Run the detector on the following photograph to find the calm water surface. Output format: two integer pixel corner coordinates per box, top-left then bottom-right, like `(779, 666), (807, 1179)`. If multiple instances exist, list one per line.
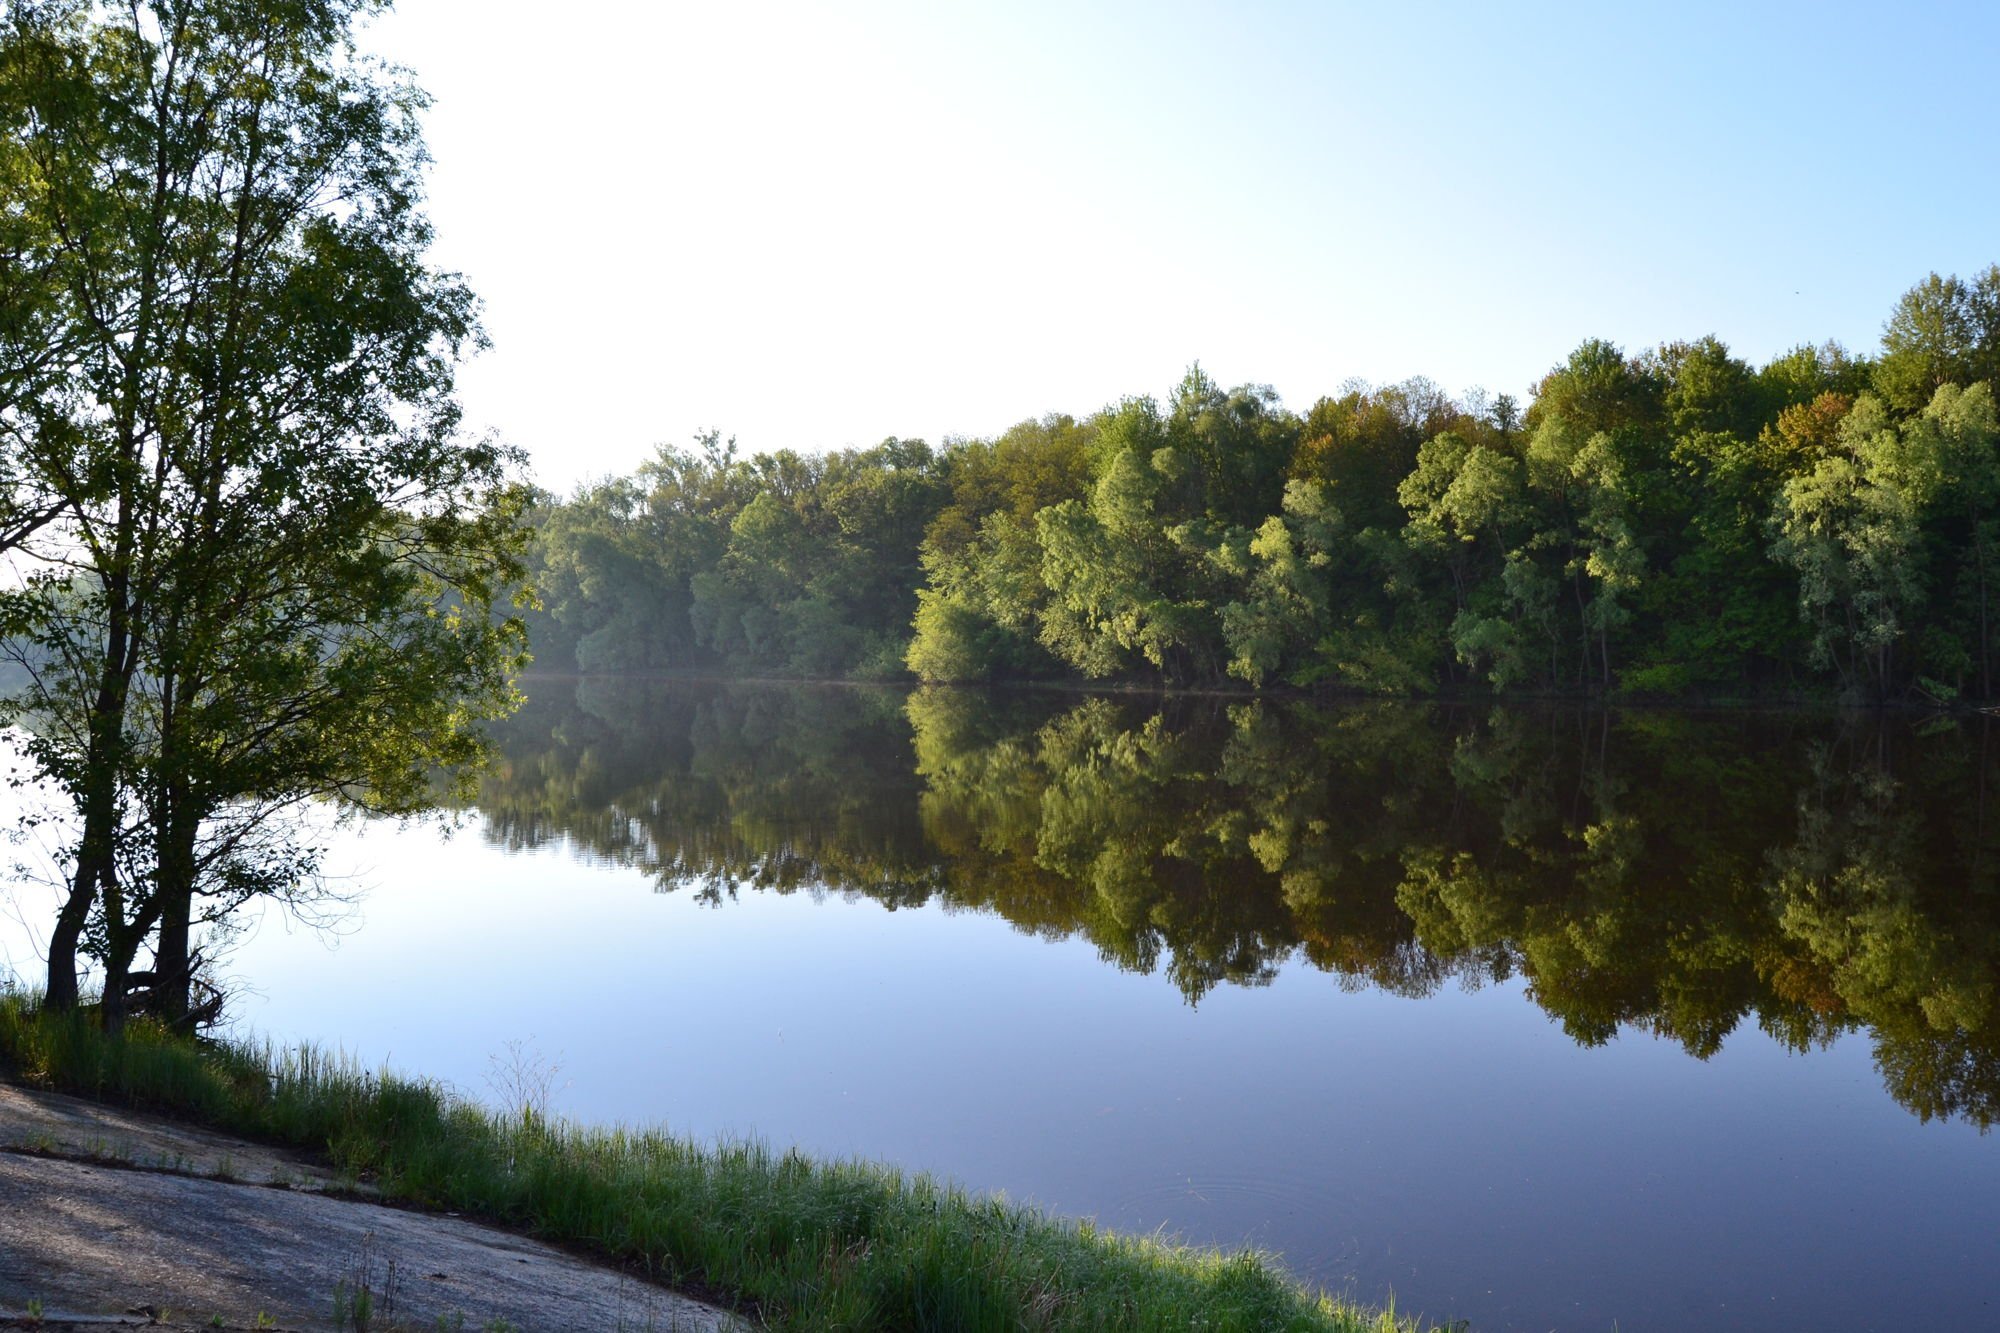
(107, 681), (2000, 1329)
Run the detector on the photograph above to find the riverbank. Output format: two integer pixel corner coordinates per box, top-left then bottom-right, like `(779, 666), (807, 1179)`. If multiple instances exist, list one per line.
(0, 997), (1443, 1333)
(0, 1079), (735, 1331)
(523, 665), (1994, 719)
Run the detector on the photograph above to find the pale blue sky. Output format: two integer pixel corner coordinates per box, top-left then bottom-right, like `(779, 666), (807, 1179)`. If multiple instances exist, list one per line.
(366, 1), (2000, 489)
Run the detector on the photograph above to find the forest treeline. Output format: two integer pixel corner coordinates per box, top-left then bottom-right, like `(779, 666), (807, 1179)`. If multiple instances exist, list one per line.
(524, 266), (2000, 701)
(478, 678), (2000, 1130)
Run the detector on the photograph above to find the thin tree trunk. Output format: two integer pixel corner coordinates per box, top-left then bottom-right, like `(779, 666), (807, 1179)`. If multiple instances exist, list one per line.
(101, 960), (128, 1034)
(154, 884), (193, 1026)
(42, 873), (96, 1012)
(151, 769), (199, 1026)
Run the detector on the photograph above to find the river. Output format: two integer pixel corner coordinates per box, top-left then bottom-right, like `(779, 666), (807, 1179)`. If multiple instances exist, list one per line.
(8, 677), (1997, 1331)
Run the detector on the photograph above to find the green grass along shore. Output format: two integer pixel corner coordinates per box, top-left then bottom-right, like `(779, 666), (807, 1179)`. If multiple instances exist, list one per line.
(0, 996), (1449, 1333)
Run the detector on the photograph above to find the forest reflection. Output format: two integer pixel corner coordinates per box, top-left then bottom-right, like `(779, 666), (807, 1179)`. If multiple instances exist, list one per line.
(476, 678), (2000, 1130)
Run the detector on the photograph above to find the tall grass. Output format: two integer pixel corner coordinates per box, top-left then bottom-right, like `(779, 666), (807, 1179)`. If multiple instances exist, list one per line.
(0, 993), (1447, 1332)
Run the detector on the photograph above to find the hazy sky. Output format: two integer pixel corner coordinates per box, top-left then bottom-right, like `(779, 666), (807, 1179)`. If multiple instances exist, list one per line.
(362, 1), (2000, 491)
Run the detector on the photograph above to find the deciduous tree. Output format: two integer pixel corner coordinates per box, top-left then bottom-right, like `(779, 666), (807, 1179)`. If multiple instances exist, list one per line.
(0, 0), (527, 1020)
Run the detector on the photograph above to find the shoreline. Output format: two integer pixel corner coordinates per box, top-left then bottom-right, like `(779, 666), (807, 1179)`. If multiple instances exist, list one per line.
(0, 997), (1447, 1333)
(518, 666), (1993, 718)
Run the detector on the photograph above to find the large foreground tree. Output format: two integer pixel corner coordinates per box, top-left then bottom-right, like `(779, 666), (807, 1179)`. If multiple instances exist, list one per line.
(0, 0), (528, 1022)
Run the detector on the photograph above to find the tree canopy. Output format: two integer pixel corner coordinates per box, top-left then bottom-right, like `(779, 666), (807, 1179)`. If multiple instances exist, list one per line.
(521, 267), (2000, 705)
(0, 0), (528, 1024)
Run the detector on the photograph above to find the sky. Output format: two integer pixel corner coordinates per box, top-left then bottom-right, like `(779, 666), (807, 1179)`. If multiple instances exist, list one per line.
(359, 0), (2000, 492)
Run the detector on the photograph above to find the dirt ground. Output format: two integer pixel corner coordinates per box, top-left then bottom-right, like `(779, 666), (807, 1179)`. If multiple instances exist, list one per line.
(0, 1083), (743, 1332)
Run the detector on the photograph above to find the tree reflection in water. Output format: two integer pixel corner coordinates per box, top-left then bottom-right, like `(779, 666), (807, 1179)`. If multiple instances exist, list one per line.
(476, 678), (2000, 1128)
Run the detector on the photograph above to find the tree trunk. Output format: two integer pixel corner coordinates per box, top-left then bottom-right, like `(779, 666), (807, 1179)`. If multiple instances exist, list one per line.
(101, 949), (128, 1035)
(42, 871), (97, 1013)
(153, 814), (200, 1025)
(99, 863), (145, 1035)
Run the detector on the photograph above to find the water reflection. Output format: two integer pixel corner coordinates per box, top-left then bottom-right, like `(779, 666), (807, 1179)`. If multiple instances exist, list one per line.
(478, 679), (2000, 1130)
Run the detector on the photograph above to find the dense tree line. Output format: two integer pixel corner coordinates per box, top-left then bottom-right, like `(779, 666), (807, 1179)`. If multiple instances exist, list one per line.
(524, 433), (943, 679)
(527, 267), (2000, 702)
(479, 677), (2000, 1130)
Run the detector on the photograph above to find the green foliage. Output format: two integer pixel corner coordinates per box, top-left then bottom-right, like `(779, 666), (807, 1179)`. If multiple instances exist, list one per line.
(1215, 482), (1341, 686)
(515, 266), (2000, 703)
(1874, 268), (2000, 412)
(527, 435), (949, 679)
(1034, 438), (1224, 681)
(1292, 379), (1461, 530)
(0, 0), (528, 1019)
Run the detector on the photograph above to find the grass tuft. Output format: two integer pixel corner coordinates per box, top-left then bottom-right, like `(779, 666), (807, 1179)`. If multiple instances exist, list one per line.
(0, 992), (1446, 1332)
